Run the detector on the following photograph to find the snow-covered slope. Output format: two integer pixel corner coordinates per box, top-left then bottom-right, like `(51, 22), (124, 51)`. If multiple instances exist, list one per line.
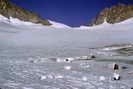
(0, 14), (133, 57)
(49, 20), (71, 28)
(0, 15), (10, 23)
(74, 19), (111, 30)
(1, 14), (133, 89)
(0, 14), (71, 28)
(76, 18), (133, 30)
(0, 15), (40, 26)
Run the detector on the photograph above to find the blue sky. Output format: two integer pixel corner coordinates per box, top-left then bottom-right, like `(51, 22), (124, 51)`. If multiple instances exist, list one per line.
(10, 0), (133, 26)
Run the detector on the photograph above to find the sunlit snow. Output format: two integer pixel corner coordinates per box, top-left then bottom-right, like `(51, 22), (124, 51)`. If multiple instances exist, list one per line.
(49, 20), (71, 28)
(0, 15), (133, 89)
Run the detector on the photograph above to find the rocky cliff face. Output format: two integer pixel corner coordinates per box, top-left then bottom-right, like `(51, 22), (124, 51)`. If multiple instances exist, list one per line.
(89, 4), (133, 26)
(0, 0), (51, 25)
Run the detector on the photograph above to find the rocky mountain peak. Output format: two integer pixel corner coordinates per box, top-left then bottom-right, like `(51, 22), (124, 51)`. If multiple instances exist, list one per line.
(0, 0), (51, 25)
(89, 3), (133, 26)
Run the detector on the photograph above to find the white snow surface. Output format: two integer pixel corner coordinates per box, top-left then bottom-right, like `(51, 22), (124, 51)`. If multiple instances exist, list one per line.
(0, 15), (9, 23)
(0, 15), (133, 89)
(49, 20), (71, 28)
(9, 17), (37, 25)
(0, 14), (133, 57)
(74, 19), (111, 30)
(0, 15), (39, 26)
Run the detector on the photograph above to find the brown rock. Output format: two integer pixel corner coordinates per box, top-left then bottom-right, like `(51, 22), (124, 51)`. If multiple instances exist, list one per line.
(89, 3), (133, 26)
(0, 0), (51, 25)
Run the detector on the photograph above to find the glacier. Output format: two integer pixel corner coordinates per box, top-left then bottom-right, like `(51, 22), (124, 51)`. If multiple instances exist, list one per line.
(1, 16), (133, 57)
(0, 15), (133, 89)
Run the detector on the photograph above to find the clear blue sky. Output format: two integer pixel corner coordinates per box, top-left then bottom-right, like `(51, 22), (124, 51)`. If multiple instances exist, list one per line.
(10, 0), (133, 26)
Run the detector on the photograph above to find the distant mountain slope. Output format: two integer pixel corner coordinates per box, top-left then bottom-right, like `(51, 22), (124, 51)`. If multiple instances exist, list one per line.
(0, 0), (51, 25)
(49, 20), (71, 28)
(89, 3), (133, 26)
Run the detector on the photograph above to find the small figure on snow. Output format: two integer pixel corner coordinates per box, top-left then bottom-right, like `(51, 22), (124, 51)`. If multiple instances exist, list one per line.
(113, 63), (119, 71)
(112, 63), (121, 80)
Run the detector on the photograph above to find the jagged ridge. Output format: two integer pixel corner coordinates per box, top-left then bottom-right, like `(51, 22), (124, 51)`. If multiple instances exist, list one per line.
(89, 3), (133, 26)
(0, 0), (51, 25)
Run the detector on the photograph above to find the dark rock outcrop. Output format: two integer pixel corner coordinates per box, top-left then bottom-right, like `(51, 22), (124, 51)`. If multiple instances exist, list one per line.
(89, 3), (133, 26)
(0, 0), (51, 25)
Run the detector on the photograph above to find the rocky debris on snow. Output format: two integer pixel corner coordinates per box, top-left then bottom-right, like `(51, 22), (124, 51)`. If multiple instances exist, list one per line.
(128, 71), (133, 74)
(64, 57), (75, 62)
(50, 57), (75, 63)
(28, 57), (38, 63)
(121, 66), (128, 69)
(101, 44), (133, 51)
(28, 56), (47, 63)
(78, 55), (96, 60)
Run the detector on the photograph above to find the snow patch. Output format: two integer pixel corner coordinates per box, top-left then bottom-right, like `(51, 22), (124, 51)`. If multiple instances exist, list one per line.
(49, 20), (71, 28)
(55, 75), (64, 79)
(74, 18), (111, 30)
(40, 75), (47, 80)
(0, 15), (9, 23)
(0, 14), (43, 26)
(99, 76), (106, 81)
(79, 26), (91, 29)
(113, 73), (120, 80)
(23, 87), (33, 89)
(116, 18), (133, 25)
(82, 76), (88, 81)
(9, 17), (37, 25)
(64, 66), (72, 70)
